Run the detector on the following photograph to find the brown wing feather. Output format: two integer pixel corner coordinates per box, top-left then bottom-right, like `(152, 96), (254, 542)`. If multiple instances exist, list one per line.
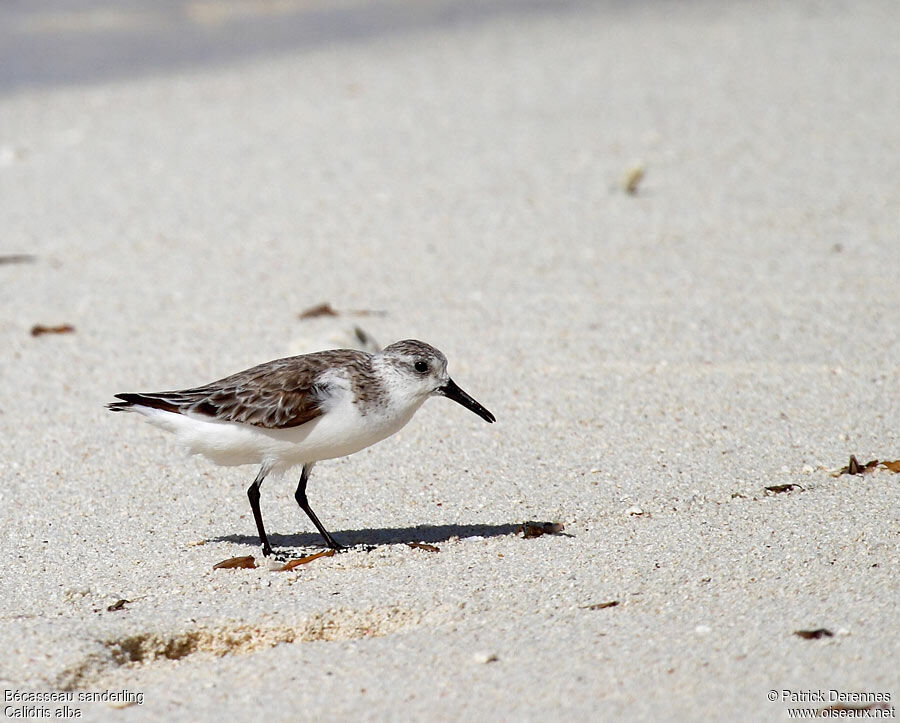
(200, 378), (327, 428)
(110, 350), (371, 429)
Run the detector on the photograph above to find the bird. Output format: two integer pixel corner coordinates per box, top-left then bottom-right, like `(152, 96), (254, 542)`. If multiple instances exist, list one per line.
(108, 339), (495, 556)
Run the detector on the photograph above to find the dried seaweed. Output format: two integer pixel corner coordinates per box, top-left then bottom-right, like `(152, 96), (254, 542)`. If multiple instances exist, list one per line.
(213, 556), (257, 570)
(31, 324), (75, 336)
(279, 549), (335, 571)
(833, 456), (900, 476)
(299, 303), (386, 319)
(580, 601), (619, 610)
(298, 302), (339, 319)
(794, 628), (833, 640)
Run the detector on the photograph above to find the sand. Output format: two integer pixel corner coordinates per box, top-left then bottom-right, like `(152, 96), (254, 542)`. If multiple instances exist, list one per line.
(1, 0), (898, 720)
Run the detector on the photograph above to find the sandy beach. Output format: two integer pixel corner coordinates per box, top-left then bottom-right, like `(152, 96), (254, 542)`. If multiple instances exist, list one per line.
(1, 0), (898, 719)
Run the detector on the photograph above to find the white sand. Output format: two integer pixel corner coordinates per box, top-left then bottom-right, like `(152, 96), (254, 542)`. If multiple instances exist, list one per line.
(1, 0), (898, 719)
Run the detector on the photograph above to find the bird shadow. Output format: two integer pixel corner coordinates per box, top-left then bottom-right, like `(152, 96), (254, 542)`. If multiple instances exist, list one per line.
(208, 522), (522, 551)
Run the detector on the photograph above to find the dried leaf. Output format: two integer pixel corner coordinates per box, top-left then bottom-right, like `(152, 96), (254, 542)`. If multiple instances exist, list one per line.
(106, 599), (129, 612)
(833, 457), (900, 476)
(794, 628), (833, 640)
(851, 456), (879, 475)
(581, 601), (619, 610)
(406, 542), (440, 553)
(832, 455), (881, 477)
(299, 302), (339, 319)
(30, 324), (75, 336)
(213, 555), (257, 570)
(518, 521), (565, 538)
(851, 455), (879, 475)
(298, 303), (387, 320)
(279, 549), (335, 571)
(764, 483), (804, 494)
(0, 254), (35, 265)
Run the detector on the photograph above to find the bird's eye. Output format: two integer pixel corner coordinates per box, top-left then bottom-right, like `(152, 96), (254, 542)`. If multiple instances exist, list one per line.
(414, 360), (428, 374)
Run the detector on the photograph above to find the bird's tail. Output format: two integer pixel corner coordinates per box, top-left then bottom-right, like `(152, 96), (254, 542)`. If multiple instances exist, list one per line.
(107, 393), (181, 414)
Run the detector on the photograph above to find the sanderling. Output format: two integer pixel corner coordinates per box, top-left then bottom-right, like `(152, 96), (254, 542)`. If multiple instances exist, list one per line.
(108, 339), (495, 556)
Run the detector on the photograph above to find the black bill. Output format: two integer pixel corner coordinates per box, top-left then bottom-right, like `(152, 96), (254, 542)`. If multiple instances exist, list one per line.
(438, 378), (496, 423)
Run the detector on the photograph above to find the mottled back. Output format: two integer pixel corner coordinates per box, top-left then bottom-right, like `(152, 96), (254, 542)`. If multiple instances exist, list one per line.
(109, 349), (377, 429)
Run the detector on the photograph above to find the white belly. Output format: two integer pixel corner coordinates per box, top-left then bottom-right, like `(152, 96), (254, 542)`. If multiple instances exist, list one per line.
(134, 393), (425, 475)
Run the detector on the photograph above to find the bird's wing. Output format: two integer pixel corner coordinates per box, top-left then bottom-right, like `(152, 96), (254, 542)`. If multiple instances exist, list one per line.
(109, 353), (358, 429)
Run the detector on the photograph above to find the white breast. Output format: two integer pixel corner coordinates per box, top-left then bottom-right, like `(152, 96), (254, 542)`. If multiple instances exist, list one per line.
(131, 383), (427, 476)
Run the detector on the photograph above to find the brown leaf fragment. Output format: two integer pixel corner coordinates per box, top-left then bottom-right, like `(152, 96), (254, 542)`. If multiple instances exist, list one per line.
(106, 599), (129, 612)
(847, 455), (879, 476)
(794, 628), (834, 640)
(299, 303), (387, 320)
(518, 521), (565, 538)
(581, 601), (620, 610)
(0, 254), (36, 265)
(30, 323), (75, 336)
(299, 302), (339, 319)
(279, 549), (335, 571)
(406, 542), (440, 553)
(851, 455), (879, 474)
(764, 483), (804, 494)
(833, 457), (900, 476)
(213, 555), (257, 570)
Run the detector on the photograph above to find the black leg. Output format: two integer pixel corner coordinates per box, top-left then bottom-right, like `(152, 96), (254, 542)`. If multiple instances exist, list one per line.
(247, 467), (273, 557)
(295, 463), (343, 549)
